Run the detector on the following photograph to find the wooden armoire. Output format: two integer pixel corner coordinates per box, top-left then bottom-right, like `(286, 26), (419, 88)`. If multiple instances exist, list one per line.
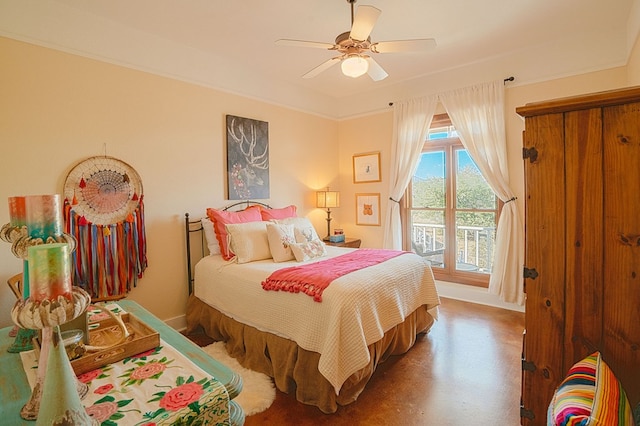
(517, 86), (640, 425)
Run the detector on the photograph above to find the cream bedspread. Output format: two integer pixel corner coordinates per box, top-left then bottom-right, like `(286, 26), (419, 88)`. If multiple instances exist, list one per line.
(193, 246), (440, 394)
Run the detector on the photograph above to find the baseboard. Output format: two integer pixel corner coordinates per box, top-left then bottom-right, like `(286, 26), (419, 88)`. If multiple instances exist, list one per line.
(436, 280), (525, 312)
(165, 314), (187, 332)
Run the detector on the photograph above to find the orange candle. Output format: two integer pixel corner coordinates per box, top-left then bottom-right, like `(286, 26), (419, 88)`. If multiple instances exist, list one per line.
(27, 243), (72, 303)
(8, 196), (26, 227)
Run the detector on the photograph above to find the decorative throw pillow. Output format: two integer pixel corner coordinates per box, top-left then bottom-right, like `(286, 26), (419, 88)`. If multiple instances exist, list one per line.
(206, 205), (262, 260)
(261, 205), (297, 221)
(266, 223), (295, 262)
(274, 217), (321, 243)
(225, 221), (272, 264)
(548, 351), (634, 426)
(201, 217), (220, 255)
(290, 239), (327, 262)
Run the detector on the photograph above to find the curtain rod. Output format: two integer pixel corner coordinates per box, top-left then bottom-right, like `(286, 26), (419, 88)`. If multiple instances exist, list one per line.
(388, 76), (515, 106)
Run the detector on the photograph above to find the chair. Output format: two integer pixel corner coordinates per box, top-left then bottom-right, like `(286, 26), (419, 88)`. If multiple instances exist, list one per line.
(411, 241), (444, 267)
(7, 273), (22, 299)
(6, 273), (22, 337)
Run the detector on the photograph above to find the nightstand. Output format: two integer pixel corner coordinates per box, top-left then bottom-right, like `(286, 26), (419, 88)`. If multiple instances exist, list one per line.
(325, 238), (361, 248)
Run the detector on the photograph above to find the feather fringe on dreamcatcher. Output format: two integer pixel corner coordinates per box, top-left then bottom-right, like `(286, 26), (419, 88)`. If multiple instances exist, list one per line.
(63, 156), (147, 300)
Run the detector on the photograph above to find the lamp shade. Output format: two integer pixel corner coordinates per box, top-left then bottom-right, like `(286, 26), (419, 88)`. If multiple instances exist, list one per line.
(341, 56), (369, 78)
(316, 191), (340, 209)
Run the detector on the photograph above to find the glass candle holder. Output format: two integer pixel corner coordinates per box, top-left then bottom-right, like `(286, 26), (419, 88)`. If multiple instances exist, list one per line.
(25, 194), (62, 241)
(27, 243), (72, 303)
(61, 329), (86, 360)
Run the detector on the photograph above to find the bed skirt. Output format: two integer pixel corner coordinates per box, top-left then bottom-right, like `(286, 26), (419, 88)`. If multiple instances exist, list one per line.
(185, 294), (436, 413)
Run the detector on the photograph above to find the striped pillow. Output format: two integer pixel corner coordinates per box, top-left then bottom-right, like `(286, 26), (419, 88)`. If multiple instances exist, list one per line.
(548, 352), (634, 426)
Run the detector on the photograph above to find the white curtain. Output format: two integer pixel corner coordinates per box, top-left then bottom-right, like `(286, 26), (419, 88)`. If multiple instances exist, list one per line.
(439, 80), (524, 305)
(383, 96), (438, 250)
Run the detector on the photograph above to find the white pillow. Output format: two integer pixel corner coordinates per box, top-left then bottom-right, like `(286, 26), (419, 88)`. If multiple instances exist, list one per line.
(225, 221), (272, 264)
(290, 239), (327, 262)
(201, 218), (220, 255)
(274, 217), (321, 243)
(266, 223), (296, 262)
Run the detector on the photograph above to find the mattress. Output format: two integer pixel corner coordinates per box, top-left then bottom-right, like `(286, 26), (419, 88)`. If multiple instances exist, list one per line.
(193, 246), (440, 393)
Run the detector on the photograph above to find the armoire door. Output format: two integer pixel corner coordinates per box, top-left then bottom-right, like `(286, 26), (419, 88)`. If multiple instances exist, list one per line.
(521, 112), (566, 424)
(601, 101), (640, 404)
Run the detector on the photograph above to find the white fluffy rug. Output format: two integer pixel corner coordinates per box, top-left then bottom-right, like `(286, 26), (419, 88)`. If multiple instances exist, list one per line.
(203, 341), (276, 416)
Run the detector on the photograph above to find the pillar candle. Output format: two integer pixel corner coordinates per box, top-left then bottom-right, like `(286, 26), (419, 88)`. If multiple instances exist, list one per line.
(25, 194), (62, 240)
(27, 243), (72, 303)
(8, 196), (26, 227)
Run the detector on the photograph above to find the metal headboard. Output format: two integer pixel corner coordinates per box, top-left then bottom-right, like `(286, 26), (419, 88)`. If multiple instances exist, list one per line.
(185, 201), (272, 295)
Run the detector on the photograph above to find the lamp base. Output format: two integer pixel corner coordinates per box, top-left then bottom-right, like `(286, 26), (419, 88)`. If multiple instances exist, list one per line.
(325, 209), (332, 242)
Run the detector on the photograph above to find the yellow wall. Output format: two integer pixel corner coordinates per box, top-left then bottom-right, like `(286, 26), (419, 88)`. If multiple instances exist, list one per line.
(336, 111), (393, 248)
(628, 25), (640, 85)
(0, 37), (338, 327)
(0, 34), (636, 327)
(337, 68), (629, 250)
(504, 68), (628, 222)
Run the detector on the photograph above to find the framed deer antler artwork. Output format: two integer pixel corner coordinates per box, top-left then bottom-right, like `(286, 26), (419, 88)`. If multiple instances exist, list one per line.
(355, 193), (381, 226)
(226, 115), (270, 200)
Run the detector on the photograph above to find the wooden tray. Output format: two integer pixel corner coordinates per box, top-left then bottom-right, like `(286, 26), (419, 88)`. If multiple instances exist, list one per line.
(71, 312), (160, 375)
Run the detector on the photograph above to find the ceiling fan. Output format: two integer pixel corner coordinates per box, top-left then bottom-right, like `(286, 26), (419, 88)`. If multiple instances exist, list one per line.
(276, 0), (436, 81)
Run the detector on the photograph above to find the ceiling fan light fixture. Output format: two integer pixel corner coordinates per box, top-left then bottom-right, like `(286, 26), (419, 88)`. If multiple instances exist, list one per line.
(341, 55), (369, 78)
(278, 1), (435, 81)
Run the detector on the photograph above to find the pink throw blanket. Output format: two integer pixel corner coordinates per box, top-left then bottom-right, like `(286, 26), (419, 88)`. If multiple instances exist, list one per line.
(261, 249), (408, 302)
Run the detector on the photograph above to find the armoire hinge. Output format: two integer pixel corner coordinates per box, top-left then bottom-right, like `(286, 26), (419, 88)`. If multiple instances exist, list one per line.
(522, 147), (538, 163)
(520, 406), (535, 420)
(522, 359), (537, 372)
(523, 267), (538, 280)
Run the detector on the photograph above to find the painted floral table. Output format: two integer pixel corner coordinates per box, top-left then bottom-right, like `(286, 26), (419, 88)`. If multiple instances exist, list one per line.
(0, 300), (244, 425)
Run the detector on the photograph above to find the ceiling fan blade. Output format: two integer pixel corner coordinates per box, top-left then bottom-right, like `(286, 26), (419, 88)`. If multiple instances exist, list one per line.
(276, 39), (336, 50)
(302, 57), (341, 79)
(365, 57), (388, 81)
(349, 5), (381, 42)
(372, 39), (437, 53)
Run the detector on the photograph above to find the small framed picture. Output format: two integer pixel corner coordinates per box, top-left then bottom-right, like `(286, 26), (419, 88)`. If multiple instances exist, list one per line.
(355, 193), (381, 226)
(353, 152), (381, 183)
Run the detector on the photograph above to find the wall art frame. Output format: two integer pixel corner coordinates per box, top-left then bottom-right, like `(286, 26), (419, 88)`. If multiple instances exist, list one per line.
(355, 193), (381, 226)
(352, 152), (381, 183)
(226, 114), (270, 200)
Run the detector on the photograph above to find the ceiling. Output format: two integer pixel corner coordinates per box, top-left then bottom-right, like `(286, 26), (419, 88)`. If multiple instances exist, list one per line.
(0, 0), (637, 118)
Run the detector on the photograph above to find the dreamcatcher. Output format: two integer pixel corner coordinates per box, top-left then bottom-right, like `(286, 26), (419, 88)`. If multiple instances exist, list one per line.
(63, 156), (147, 300)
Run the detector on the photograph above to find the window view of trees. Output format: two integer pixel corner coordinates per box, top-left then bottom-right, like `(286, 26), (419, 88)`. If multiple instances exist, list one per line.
(405, 118), (498, 287)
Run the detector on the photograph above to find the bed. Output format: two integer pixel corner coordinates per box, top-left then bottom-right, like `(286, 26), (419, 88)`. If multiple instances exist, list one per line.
(184, 203), (440, 413)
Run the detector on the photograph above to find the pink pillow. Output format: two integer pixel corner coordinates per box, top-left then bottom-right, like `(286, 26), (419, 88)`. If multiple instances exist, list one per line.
(261, 205), (297, 221)
(206, 205), (262, 260)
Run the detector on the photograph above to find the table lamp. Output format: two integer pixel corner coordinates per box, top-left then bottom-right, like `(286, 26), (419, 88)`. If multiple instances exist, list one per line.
(316, 189), (340, 241)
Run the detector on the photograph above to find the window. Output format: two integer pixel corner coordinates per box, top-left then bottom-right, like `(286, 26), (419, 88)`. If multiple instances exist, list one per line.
(404, 114), (498, 287)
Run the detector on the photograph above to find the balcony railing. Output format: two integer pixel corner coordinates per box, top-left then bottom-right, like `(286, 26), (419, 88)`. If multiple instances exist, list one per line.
(411, 223), (495, 273)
